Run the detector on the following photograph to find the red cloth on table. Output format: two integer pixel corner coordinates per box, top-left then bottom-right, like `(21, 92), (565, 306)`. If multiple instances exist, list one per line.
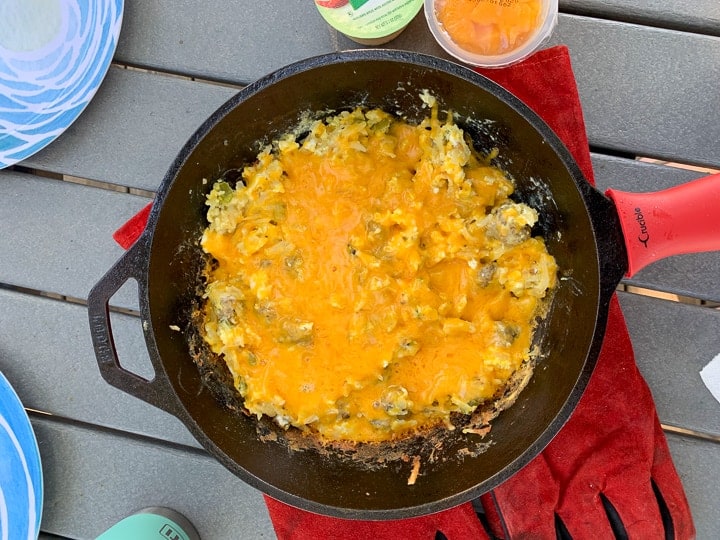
(113, 45), (694, 539)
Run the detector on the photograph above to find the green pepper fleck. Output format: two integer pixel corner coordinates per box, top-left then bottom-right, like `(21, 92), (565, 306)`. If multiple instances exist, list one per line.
(215, 181), (234, 204)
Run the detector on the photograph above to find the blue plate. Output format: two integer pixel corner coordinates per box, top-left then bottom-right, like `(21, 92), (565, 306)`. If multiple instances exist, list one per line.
(0, 0), (124, 169)
(0, 372), (43, 539)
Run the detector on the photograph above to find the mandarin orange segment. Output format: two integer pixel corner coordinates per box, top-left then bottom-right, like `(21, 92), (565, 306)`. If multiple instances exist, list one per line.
(436, 0), (543, 56)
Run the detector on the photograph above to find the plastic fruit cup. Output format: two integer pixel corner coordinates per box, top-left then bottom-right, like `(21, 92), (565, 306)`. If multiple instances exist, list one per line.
(424, 0), (558, 67)
(315, 0), (424, 46)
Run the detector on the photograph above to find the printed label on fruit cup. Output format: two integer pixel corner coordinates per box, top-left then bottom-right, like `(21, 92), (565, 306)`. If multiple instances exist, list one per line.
(315, 0), (423, 40)
(484, 0), (522, 6)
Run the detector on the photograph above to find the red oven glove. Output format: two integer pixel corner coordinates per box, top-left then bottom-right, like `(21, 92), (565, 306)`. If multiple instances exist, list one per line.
(476, 295), (694, 539)
(470, 47), (695, 540)
(113, 46), (694, 539)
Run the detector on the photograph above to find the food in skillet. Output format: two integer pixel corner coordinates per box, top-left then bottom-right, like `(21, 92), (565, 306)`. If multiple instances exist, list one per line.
(198, 93), (557, 444)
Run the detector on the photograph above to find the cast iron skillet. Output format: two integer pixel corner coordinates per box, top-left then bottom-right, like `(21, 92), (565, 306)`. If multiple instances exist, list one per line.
(87, 49), (720, 520)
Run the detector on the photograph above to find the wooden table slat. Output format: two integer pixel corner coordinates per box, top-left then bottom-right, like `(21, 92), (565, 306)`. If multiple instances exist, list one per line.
(618, 291), (720, 437)
(561, 0), (720, 35)
(115, 0), (340, 85)
(34, 416), (273, 539)
(21, 66), (237, 193)
(663, 432), (720, 540)
(551, 16), (720, 168)
(0, 289), (199, 448)
(0, 171), (148, 308)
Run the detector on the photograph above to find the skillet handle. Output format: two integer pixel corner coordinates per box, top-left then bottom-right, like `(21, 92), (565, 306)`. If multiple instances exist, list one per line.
(88, 237), (183, 418)
(606, 172), (720, 277)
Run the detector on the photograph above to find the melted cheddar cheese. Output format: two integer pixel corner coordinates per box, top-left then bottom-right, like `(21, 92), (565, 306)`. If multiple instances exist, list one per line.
(199, 96), (557, 443)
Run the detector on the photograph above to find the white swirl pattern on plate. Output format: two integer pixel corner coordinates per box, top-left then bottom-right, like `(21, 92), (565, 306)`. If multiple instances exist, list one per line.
(0, 0), (123, 168)
(0, 373), (43, 540)
(0, 416), (37, 540)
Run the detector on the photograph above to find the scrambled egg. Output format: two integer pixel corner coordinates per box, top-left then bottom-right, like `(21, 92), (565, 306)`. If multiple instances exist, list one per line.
(199, 96), (557, 443)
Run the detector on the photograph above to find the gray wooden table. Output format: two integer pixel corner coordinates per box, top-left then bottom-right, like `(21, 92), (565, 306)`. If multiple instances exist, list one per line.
(1, 1), (719, 538)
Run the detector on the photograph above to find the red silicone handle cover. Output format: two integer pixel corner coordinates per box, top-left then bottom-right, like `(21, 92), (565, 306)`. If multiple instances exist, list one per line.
(606, 172), (720, 277)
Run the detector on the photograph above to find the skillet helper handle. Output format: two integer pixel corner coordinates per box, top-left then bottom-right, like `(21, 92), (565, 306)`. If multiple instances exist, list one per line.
(88, 237), (182, 417)
(606, 172), (720, 277)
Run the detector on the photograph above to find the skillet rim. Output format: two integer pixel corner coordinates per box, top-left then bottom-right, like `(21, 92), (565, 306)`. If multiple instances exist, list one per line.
(135, 49), (623, 518)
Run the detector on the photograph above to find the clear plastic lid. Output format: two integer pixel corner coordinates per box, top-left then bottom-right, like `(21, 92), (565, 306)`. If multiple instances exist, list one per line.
(424, 0), (558, 67)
